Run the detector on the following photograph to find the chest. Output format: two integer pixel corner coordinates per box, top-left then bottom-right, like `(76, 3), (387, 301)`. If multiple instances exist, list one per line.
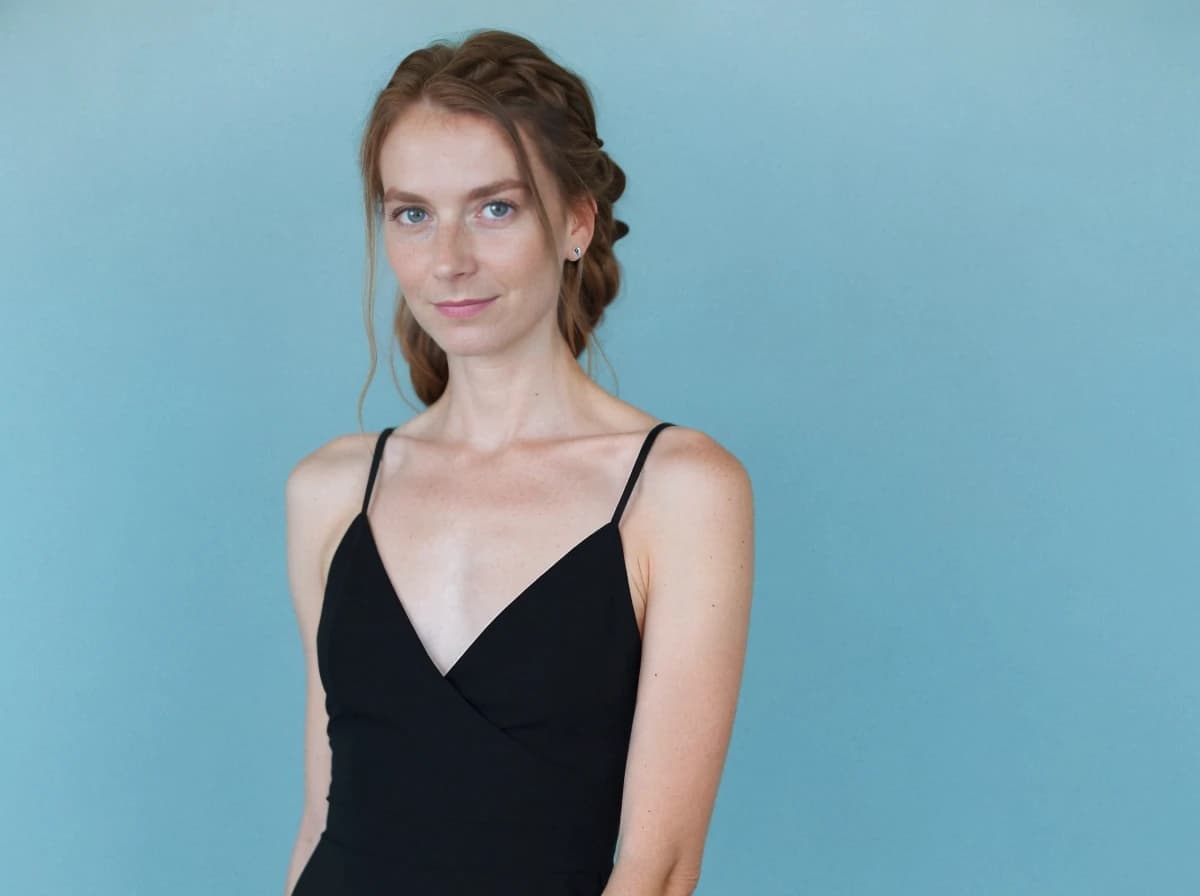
(333, 446), (648, 680)
(318, 512), (644, 724)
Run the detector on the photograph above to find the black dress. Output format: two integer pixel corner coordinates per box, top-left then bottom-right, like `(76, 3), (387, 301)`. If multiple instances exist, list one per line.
(293, 422), (676, 895)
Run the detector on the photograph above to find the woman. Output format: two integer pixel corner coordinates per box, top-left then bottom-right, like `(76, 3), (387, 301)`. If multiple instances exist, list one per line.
(284, 29), (754, 896)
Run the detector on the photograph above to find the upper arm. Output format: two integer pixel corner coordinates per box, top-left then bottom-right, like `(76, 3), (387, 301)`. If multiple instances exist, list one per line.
(614, 428), (755, 886)
(285, 442), (358, 835)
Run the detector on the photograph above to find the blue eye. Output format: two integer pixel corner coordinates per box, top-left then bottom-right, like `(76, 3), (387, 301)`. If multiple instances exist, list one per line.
(391, 206), (427, 224)
(483, 201), (515, 219)
(388, 201), (515, 226)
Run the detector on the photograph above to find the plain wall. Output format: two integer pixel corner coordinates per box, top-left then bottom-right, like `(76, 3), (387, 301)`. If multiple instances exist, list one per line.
(1, 1), (1197, 893)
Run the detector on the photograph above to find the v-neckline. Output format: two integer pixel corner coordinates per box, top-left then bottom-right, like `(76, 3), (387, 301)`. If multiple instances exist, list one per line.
(360, 512), (622, 680)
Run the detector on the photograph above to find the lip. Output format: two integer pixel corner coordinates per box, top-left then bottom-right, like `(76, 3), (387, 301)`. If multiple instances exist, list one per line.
(434, 296), (497, 319)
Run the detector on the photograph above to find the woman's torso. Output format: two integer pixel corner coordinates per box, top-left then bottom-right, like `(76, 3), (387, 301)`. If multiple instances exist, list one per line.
(292, 421), (675, 895)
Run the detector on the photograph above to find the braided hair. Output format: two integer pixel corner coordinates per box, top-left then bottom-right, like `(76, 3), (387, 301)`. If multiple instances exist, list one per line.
(356, 29), (630, 415)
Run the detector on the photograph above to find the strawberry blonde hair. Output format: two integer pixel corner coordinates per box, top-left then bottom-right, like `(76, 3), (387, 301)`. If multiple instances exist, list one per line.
(355, 29), (630, 422)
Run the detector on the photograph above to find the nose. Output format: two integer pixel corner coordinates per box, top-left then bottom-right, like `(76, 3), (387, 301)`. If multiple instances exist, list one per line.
(432, 217), (477, 281)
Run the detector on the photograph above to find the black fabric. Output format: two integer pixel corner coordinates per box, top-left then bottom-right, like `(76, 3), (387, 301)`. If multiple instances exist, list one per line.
(293, 422), (675, 895)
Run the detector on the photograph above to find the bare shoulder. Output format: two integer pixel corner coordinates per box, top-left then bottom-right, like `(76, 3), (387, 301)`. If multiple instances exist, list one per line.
(646, 424), (754, 518)
(639, 422), (755, 594)
(286, 430), (379, 516)
(285, 430), (384, 618)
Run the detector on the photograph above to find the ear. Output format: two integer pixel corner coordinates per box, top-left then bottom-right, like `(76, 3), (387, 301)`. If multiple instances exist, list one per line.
(563, 192), (598, 261)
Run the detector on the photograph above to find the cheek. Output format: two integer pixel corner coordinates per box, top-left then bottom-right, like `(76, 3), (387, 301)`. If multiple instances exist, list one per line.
(383, 241), (424, 289)
(484, 235), (555, 286)
(381, 228), (558, 297)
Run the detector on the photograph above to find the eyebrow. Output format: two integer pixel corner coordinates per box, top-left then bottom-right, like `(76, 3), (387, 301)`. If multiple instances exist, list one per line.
(383, 178), (530, 204)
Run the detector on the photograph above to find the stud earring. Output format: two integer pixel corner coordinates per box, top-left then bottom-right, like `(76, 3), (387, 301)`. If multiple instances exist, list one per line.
(572, 247), (582, 258)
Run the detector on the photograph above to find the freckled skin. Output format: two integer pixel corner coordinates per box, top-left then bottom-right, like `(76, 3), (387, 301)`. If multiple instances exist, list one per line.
(378, 102), (589, 362)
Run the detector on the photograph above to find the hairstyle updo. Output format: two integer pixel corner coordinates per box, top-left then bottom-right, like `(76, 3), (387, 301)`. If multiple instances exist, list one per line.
(355, 28), (630, 418)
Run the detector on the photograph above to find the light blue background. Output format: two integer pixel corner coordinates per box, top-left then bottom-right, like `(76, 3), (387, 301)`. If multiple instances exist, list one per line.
(2, 2), (1197, 894)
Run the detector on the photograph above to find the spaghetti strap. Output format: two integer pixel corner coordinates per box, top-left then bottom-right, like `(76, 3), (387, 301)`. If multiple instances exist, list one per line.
(611, 422), (675, 525)
(298, 416), (679, 892)
(362, 426), (396, 515)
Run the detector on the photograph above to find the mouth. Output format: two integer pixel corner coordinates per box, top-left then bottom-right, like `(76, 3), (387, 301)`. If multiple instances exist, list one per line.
(435, 296), (497, 307)
(433, 295), (498, 319)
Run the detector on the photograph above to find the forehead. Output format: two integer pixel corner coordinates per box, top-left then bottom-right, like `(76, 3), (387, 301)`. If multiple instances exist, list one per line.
(379, 102), (548, 197)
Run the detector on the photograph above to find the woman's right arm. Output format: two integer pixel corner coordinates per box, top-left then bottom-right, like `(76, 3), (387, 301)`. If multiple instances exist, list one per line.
(281, 452), (336, 896)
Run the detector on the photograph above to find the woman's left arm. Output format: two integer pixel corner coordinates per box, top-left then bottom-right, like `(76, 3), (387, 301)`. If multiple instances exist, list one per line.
(604, 430), (756, 896)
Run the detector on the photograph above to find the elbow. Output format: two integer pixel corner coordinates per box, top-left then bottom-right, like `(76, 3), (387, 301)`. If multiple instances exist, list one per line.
(298, 806), (327, 842)
(664, 865), (701, 896)
(606, 856), (702, 896)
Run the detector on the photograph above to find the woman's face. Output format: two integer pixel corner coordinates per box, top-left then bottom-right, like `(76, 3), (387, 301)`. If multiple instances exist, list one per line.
(378, 101), (587, 357)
